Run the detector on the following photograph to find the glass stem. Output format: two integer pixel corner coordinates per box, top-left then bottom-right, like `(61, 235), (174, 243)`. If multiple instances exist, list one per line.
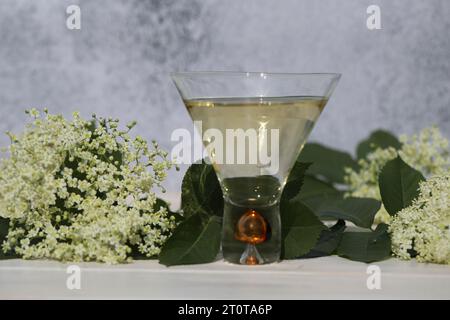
(239, 243), (264, 265)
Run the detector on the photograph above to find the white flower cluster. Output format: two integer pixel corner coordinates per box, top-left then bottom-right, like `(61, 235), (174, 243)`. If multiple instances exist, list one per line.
(0, 109), (175, 263)
(345, 127), (450, 224)
(389, 173), (450, 264)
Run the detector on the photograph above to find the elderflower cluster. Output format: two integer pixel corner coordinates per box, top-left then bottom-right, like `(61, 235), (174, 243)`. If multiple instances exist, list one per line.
(389, 173), (450, 264)
(0, 109), (176, 263)
(344, 127), (450, 224)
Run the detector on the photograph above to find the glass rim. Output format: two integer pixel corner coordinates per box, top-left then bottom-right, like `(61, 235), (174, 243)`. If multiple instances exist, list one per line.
(171, 71), (341, 79)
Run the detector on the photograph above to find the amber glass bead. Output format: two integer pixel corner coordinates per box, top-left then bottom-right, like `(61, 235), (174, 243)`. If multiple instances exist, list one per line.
(234, 209), (267, 244)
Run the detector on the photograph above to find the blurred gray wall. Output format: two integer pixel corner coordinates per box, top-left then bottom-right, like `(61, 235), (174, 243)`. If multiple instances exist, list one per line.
(0, 0), (449, 191)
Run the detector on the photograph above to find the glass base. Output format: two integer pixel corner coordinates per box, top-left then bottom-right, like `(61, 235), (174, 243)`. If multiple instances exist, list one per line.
(221, 200), (281, 265)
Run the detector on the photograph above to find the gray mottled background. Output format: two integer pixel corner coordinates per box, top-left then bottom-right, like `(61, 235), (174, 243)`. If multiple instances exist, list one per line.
(0, 0), (449, 192)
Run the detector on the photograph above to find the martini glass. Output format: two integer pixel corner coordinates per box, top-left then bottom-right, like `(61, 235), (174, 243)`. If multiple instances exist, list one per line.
(172, 72), (340, 265)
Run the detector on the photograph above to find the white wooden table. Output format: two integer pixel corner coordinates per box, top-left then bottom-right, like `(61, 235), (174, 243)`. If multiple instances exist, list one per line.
(1, 256), (449, 299)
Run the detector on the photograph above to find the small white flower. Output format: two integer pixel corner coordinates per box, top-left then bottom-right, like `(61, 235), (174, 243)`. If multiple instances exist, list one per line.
(389, 173), (450, 264)
(0, 110), (175, 264)
(345, 127), (450, 224)
(125, 195), (135, 208)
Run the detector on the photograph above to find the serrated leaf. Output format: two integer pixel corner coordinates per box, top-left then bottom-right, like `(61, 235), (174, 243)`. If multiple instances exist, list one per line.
(297, 175), (342, 199)
(159, 214), (222, 266)
(281, 162), (311, 201)
(181, 163), (223, 218)
(298, 143), (358, 184)
(357, 130), (401, 159)
(379, 156), (425, 216)
(300, 220), (346, 258)
(294, 175), (343, 211)
(281, 201), (326, 259)
(337, 224), (391, 263)
(310, 196), (381, 228)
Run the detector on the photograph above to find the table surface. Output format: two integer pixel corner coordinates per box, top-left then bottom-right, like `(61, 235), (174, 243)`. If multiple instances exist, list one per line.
(1, 256), (449, 299)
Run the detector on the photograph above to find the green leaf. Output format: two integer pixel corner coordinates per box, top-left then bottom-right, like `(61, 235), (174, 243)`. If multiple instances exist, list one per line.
(300, 220), (346, 258)
(159, 214), (222, 266)
(294, 175), (343, 210)
(281, 162), (311, 201)
(298, 175), (342, 199)
(294, 175), (342, 214)
(310, 196), (381, 228)
(337, 224), (391, 263)
(181, 163), (223, 218)
(357, 130), (401, 159)
(379, 156), (425, 216)
(297, 143), (358, 184)
(281, 201), (327, 259)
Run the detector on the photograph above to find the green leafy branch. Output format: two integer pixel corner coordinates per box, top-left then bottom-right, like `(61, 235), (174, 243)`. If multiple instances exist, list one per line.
(0, 129), (430, 265)
(157, 129), (426, 266)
